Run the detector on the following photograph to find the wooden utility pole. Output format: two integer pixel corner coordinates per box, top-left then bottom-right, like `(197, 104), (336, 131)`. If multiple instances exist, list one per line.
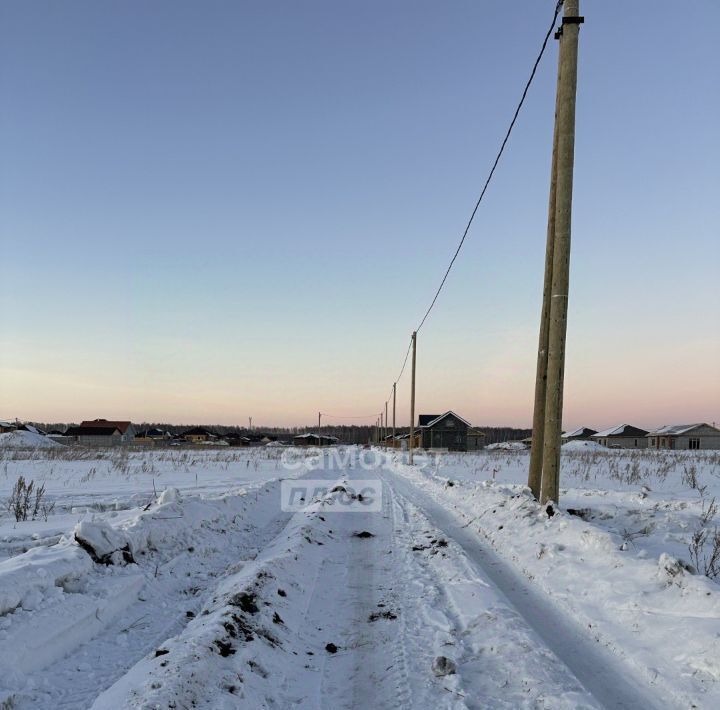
(528, 20), (563, 500)
(384, 401), (388, 447)
(318, 412), (321, 445)
(409, 331), (417, 465)
(380, 411), (384, 446)
(392, 383), (396, 448)
(540, 0), (582, 505)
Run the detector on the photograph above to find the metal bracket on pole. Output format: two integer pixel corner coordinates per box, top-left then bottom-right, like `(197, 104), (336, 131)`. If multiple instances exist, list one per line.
(555, 16), (583, 39)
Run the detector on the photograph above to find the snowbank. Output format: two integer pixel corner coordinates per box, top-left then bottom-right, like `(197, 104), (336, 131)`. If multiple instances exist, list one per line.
(75, 521), (134, 565)
(486, 441), (527, 451)
(0, 430), (62, 449)
(0, 543), (93, 615)
(91, 484), (344, 710)
(562, 439), (605, 451)
(392, 460), (720, 708)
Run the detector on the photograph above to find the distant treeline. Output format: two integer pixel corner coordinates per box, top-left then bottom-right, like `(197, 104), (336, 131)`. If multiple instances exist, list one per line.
(478, 427), (532, 445)
(31, 421), (531, 445)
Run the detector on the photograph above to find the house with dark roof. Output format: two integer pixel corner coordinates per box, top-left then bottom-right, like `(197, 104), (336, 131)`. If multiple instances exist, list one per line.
(65, 424), (124, 446)
(646, 424), (720, 450)
(182, 427), (218, 444)
(418, 411), (471, 451)
(135, 427), (172, 445)
(223, 432), (251, 447)
(561, 426), (597, 442)
(591, 424), (648, 449)
(79, 419), (136, 443)
(292, 433), (338, 447)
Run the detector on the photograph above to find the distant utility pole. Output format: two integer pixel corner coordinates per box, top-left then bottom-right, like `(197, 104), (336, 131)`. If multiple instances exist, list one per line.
(249, 416), (252, 431)
(318, 412), (321, 445)
(530, 0), (583, 506)
(392, 383), (396, 448)
(384, 402), (388, 446)
(409, 331), (417, 465)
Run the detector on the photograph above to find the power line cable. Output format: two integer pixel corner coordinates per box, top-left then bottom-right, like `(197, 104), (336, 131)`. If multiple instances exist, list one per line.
(380, 1), (562, 413)
(335, 2), (564, 424)
(393, 336), (414, 389)
(415, 0), (564, 333)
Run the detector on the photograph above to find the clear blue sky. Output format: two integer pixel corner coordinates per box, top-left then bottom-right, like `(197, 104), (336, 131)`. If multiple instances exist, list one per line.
(1, 1), (718, 428)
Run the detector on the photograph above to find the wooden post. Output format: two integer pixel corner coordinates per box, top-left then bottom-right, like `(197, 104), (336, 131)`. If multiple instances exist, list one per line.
(541, 0), (582, 506)
(409, 331), (417, 465)
(528, 22), (563, 500)
(392, 382), (396, 449)
(384, 401), (388, 447)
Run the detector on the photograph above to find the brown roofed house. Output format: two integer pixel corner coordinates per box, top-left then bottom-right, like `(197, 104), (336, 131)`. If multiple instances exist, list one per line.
(78, 419), (136, 443)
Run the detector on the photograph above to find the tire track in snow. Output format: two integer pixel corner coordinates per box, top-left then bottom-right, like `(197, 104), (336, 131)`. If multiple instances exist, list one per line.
(348, 478), (413, 710)
(384, 482), (600, 708)
(381, 467), (668, 710)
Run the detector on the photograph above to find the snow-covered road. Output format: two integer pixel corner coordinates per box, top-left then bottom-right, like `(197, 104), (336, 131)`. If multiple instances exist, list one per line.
(380, 468), (663, 710)
(2, 447), (718, 708)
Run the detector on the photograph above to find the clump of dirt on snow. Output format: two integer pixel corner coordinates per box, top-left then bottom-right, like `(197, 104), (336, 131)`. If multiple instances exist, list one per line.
(431, 656), (456, 677)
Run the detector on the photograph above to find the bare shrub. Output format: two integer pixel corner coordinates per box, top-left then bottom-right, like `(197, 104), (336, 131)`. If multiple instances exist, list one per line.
(689, 497), (720, 579)
(7, 476), (34, 521)
(6, 476), (52, 522)
(682, 463), (706, 495)
(31, 482), (47, 520)
(39, 500), (56, 521)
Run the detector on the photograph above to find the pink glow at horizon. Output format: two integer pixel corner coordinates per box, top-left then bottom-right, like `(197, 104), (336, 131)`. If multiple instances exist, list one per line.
(3, 333), (718, 430)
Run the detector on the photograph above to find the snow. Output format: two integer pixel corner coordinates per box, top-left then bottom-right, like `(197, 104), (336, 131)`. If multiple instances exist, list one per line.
(0, 430), (62, 449)
(0, 543), (93, 615)
(1, 445), (720, 708)
(561, 439), (605, 451)
(648, 423), (705, 435)
(74, 521), (133, 564)
(561, 426), (593, 439)
(592, 423), (631, 437)
(486, 440), (527, 450)
(390, 447), (720, 708)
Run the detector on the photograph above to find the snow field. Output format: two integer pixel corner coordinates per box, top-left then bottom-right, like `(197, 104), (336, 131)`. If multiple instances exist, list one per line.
(0, 469), (298, 708)
(391, 450), (720, 708)
(1, 445), (720, 708)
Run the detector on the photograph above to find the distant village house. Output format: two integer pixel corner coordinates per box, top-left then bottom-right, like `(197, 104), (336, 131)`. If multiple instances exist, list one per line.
(135, 427), (172, 445)
(561, 427), (597, 442)
(417, 411), (482, 452)
(646, 424), (720, 451)
(292, 433), (338, 447)
(591, 425), (648, 449)
(182, 427), (217, 444)
(64, 419), (135, 446)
